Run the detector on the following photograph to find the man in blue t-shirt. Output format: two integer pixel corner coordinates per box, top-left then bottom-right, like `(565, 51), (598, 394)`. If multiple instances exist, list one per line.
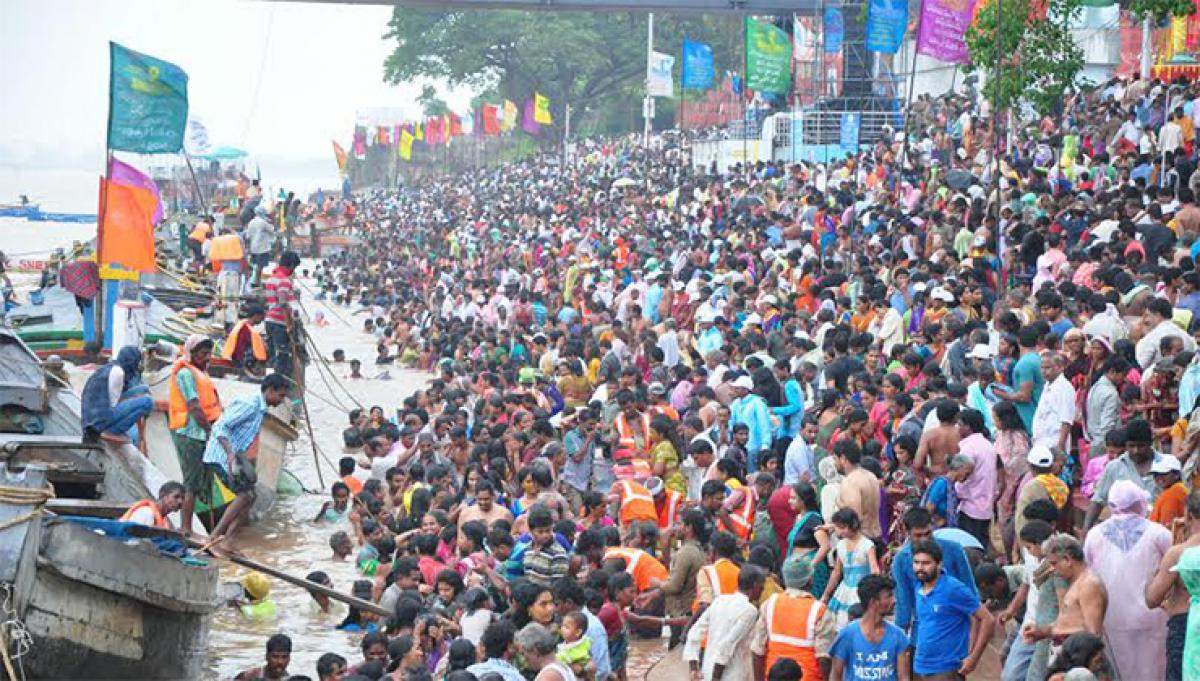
(829, 574), (910, 681)
(994, 326), (1044, 433)
(912, 540), (993, 677)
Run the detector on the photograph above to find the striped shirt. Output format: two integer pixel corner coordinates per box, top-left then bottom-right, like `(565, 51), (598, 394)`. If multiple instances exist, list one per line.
(521, 539), (570, 587)
(202, 393), (267, 471)
(263, 266), (294, 325)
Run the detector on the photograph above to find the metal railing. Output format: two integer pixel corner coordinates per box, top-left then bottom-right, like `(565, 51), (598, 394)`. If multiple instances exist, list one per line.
(772, 109), (906, 147)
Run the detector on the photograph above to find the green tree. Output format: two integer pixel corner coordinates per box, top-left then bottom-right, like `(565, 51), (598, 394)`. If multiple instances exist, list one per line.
(417, 84), (450, 117)
(964, 0), (1085, 115)
(1126, 0), (1195, 20)
(383, 9), (739, 134)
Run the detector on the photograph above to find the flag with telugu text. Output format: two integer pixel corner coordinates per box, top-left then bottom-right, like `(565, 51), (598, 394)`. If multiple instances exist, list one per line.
(108, 42), (189, 153)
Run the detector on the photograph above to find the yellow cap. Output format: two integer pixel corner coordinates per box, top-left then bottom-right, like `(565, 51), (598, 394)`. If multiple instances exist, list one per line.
(241, 572), (270, 601)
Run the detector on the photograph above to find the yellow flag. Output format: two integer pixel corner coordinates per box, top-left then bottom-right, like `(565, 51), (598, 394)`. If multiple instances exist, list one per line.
(502, 100), (518, 132)
(443, 114), (452, 146)
(534, 93), (552, 125)
(399, 129), (414, 160)
(414, 122), (424, 141)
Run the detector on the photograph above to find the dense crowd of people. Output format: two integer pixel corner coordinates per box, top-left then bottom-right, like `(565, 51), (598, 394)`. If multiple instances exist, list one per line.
(116, 72), (1200, 681)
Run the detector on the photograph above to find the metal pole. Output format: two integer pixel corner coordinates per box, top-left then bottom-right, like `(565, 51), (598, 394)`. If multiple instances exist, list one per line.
(743, 15), (749, 178)
(1141, 14), (1152, 78)
(991, 0), (1003, 219)
(645, 13), (655, 147)
(899, 11), (923, 172)
(183, 152), (208, 213)
(563, 103), (571, 172)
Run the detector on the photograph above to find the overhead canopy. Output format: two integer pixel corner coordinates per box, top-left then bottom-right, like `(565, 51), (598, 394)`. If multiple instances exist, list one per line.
(200, 146), (248, 161)
(268, 0), (828, 12)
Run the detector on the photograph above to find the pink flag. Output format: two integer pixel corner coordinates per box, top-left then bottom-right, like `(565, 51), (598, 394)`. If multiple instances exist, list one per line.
(107, 157), (163, 224)
(916, 0), (977, 64)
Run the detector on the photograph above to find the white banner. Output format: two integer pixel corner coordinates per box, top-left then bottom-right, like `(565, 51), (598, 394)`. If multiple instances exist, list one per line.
(184, 117), (211, 157)
(647, 51), (675, 98)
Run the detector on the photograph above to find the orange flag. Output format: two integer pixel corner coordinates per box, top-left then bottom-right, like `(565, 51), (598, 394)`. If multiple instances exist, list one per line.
(100, 177), (157, 272)
(332, 140), (348, 171)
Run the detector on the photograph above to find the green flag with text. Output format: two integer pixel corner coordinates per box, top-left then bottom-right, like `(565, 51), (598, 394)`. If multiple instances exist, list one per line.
(744, 18), (792, 95)
(108, 42), (189, 153)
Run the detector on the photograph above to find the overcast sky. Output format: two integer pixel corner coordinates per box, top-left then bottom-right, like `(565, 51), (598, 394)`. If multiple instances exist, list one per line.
(0, 0), (470, 178)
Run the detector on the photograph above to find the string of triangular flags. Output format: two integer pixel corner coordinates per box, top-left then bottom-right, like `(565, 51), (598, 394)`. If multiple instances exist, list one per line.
(342, 92), (554, 164)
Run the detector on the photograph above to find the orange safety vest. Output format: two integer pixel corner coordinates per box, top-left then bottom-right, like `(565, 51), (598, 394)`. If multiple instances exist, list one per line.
(761, 592), (827, 681)
(222, 320), (268, 362)
(604, 547), (669, 592)
(168, 359), (223, 430)
(615, 412), (653, 454)
(119, 499), (169, 529)
(618, 480), (657, 527)
(696, 558), (740, 611)
(189, 222), (212, 243)
(655, 489), (683, 531)
(721, 486), (758, 540)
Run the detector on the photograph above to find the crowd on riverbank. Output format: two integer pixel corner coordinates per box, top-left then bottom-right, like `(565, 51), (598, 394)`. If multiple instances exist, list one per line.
(112, 72), (1200, 681)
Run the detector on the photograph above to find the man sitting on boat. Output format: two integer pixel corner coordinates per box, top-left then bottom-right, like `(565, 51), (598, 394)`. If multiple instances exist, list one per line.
(119, 481), (186, 529)
(80, 345), (153, 450)
(171, 334), (223, 537)
(201, 373), (290, 555)
(222, 303), (269, 372)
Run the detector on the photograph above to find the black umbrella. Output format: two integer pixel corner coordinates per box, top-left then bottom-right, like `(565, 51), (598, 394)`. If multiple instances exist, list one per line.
(944, 169), (978, 191)
(732, 194), (765, 213)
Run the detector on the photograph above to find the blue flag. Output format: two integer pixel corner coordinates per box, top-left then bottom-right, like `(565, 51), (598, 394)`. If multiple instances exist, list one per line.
(682, 39), (714, 90)
(108, 42), (189, 153)
(824, 8), (844, 53)
(865, 0), (909, 54)
(840, 112), (860, 153)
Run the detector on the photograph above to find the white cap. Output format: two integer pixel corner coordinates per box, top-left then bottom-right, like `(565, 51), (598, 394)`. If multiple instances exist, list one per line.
(913, 282), (928, 293)
(761, 294), (778, 306)
(1151, 456), (1182, 475)
(732, 375), (755, 390)
(743, 313), (762, 326)
(672, 281), (686, 291)
(931, 287), (955, 303)
(1027, 445), (1054, 467)
(966, 344), (993, 360)
(644, 476), (665, 496)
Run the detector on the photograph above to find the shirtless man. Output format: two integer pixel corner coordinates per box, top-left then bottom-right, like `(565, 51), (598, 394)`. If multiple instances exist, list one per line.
(1023, 535), (1106, 643)
(914, 401), (961, 479)
(1146, 490), (1200, 681)
(835, 439), (882, 538)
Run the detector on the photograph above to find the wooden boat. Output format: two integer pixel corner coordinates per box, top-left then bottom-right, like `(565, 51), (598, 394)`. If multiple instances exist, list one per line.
(0, 466), (219, 680)
(0, 329), (163, 506)
(141, 366), (300, 524)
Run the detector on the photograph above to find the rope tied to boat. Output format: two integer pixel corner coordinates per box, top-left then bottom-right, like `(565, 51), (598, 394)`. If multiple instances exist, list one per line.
(0, 483), (55, 533)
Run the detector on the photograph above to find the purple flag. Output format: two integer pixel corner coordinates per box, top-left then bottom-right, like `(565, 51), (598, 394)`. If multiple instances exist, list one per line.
(107, 157), (163, 224)
(522, 99), (540, 135)
(915, 0), (976, 64)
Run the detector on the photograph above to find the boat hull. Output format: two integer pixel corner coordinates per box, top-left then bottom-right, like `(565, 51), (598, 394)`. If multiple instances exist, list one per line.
(2, 468), (219, 681)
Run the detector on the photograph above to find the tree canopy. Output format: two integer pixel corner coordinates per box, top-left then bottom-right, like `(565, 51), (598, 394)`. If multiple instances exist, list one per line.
(964, 0), (1085, 115)
(383, 9), (740, 134)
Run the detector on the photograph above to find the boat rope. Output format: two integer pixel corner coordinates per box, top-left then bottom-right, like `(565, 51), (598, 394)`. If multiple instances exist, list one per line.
(0, 484), (55, 533)
(0, 583), (31, 681)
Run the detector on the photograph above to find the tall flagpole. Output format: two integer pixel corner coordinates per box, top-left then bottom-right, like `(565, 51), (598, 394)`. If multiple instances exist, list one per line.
(645, 13), (655, 148)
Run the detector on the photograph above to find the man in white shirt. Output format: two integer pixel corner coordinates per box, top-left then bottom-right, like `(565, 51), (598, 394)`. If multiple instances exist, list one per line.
(685, 565), (766, 681)
(1031, 353), (1075, 452)
(1162, 111), (1184, 155)
(783, 419), (818, 485)
(1137, 298), (1195, 370)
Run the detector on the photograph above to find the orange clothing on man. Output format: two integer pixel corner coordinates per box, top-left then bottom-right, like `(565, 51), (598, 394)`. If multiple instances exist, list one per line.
(613, 480), (657, 527)
(604, 546), (669, 592)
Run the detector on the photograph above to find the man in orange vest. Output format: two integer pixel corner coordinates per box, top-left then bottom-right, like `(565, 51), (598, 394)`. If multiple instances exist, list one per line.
(612, 390), (652, 456)
(170, 335), (223, 537)
(695, 531), (742, 615)
(647, 475), (683, 535)
(611, 478), (658, 529)
(223, 304), (269, 371)
(120, 481), (186, 529)
(603, 521), (671, 593)
(750, 555), (835, 681)
(719, 479), (758, 544)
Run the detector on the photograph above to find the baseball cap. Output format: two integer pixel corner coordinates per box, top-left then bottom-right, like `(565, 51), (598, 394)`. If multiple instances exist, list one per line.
(732, 375), (755, 390)
(1151, 457), (1182, 475)
(648, 382), (667, 395)
(966, 344), (993, 360)
(1027, 445), (1054, 468)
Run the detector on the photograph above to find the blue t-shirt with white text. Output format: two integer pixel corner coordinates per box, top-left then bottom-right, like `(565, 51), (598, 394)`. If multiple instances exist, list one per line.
(829, 620), (910, 681)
